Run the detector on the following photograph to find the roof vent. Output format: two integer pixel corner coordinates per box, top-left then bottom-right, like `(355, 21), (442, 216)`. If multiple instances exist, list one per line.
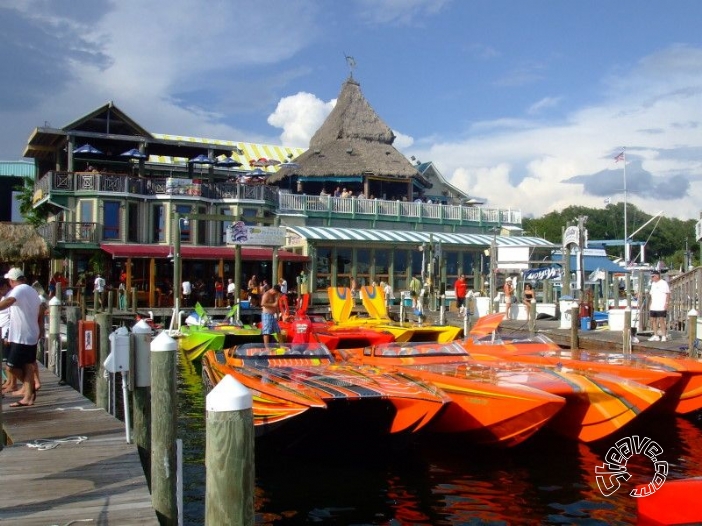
(346, 148), (353, 154)
(314, 149), (321, 154)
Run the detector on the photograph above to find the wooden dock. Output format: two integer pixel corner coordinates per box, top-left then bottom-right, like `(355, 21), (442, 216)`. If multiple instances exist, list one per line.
(0, 365), (158, 525)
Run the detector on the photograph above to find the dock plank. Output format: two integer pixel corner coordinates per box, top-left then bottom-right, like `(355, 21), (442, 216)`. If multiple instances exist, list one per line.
(0, 365), (158, 525)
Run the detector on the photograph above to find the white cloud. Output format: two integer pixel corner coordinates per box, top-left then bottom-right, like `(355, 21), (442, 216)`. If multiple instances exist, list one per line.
(267, 93), (336, 148)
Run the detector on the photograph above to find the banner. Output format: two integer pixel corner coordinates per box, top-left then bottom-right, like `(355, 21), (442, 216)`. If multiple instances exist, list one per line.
(225, 222), (286, 246)
(522, 266), (562, 281)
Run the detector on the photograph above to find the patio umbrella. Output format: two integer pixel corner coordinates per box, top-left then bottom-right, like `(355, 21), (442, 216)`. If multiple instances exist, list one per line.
(215, 156), (242, 169)
(120, 148), (147, 159)
(188, 154), (215, 165)
(73, 143), (102, 155)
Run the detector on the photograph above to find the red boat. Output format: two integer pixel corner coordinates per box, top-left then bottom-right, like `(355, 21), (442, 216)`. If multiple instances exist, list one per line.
(636, 477), (702, 525)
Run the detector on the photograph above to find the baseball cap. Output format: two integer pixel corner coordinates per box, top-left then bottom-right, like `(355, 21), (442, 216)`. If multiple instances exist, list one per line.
(651, 270), (661, 276)
(4, 268), (24, 280)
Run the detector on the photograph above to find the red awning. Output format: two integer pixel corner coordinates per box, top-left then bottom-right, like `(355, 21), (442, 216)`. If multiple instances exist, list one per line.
(100, 243), (308, 262)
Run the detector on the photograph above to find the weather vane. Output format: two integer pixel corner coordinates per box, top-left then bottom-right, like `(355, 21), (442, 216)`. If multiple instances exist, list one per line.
(344, 53), (357, 78)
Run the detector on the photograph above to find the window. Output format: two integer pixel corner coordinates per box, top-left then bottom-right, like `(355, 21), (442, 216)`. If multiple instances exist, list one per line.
(103, 201), (120, 240)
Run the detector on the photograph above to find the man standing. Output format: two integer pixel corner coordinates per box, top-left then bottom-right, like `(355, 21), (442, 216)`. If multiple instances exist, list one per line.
(226, 278), (236, 307)
(260, 284), (281, 346)
(182, 278), (192, 307)
(454, 274), (468, 314)
(94, 272), (106, 309)
(648, 271), (670, 342)
(0, 268), (44, 407)
(409, 274), (422, 309)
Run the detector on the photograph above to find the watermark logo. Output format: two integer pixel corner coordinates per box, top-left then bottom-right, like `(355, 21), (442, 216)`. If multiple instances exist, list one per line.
(595, 435), (668, 497)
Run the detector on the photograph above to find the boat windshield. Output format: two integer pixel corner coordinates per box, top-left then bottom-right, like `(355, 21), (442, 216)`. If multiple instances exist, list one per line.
(373, 341), (468, 357)
(234, 342), (333, 358)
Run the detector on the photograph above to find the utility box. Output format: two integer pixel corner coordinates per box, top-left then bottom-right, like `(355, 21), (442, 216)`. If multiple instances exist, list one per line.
(559, 296), (576, 329)
(131, 319), (152, 387)
(105, 326), (130, 373)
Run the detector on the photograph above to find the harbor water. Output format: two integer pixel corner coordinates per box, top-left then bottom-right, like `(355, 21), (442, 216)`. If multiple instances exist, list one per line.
(177, 354), (702, 525)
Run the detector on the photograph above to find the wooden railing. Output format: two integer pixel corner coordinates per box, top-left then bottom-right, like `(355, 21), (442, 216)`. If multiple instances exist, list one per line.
(668, 267), (702, 333)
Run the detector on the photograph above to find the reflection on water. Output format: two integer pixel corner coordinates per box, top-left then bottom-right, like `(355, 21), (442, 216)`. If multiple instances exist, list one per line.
(176, 354), (702, 525)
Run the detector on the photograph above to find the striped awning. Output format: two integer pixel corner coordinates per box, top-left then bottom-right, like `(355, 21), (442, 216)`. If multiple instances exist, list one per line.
(286, 226), (556, 248)
(148, 134), (305, 172)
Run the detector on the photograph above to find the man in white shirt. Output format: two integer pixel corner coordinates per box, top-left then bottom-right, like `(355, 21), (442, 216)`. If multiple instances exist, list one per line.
(94, 273), (106, 308)
(648, 271), (670, 342)
(182, 279), (192, 307)
(226, 278), (237, 307)
(0, 268), (45, 406)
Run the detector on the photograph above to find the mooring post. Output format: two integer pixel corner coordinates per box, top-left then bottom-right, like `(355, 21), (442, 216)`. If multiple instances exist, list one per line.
(570, 304), (579, 350)
(151, 331), (178, 526)
(529, 299), (537, 336)
(65, 306), (81, 390)
(205, 375), (255, 525)
(48, 297), (62, 377)
(95, 312), (112, 411)
(131, 319), (153, 488)
(688, 309), (699, 359)
(623, 307), (632, 355)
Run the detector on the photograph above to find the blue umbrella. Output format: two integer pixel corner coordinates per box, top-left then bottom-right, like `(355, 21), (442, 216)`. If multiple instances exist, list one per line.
(215, 156), (242, 168)
(188, 154), (215, 165)
(73, 143), (102, 155)
(121, 148), (147, 159)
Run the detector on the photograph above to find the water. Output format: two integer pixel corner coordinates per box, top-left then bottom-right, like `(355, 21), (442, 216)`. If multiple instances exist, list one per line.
(176, 355), (702, 525)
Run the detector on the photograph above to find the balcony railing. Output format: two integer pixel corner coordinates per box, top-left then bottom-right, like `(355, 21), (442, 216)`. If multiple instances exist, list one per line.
(277, 194), (521, 226)
(35, 171), (522, 235)
(38, 222), (101, 246)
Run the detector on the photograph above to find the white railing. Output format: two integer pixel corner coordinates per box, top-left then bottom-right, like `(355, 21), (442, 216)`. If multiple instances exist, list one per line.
(278, 194), (521, 226)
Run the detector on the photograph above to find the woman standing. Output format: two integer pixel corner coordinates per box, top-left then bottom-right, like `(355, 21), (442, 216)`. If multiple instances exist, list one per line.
(523, 283), (535, 322)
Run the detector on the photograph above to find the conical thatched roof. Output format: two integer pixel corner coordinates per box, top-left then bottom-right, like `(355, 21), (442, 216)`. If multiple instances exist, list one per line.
(0, 223), (50, 262)
(268, 78), (428, 185)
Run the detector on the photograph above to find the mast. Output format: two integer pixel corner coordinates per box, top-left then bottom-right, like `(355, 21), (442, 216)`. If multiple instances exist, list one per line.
(623, 149), (629, 263)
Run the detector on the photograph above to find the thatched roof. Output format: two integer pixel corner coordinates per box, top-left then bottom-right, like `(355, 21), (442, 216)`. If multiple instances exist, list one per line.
(268, 78), (429, 186)
(0, 223), (50, 262)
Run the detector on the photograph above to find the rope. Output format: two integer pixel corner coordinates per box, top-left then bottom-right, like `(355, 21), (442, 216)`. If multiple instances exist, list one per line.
(47, 519), (93, 526)
(26, 435), (88, 451)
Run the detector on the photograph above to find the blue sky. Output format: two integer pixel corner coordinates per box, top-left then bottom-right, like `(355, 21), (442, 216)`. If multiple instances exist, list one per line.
(2, 0), (702, 221)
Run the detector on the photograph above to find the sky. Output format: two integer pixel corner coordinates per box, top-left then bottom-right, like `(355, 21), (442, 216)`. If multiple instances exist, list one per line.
(2, 0), (702, 223)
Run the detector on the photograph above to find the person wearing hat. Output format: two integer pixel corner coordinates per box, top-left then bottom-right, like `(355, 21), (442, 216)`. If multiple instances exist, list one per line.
(503, 277), (515, 320)
(648, 270), (670, 342)
(0, 268), (45, 406)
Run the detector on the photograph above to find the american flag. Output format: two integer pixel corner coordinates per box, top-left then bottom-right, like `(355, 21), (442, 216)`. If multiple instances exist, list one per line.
(614, 152), (624, 162)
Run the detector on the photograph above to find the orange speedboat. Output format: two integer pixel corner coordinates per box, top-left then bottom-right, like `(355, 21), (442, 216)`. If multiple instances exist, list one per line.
(466, 313), (698, 414)
(338, 341), (664, 443)
(201, 342), (449, 438)
(336, 341), (565, 447)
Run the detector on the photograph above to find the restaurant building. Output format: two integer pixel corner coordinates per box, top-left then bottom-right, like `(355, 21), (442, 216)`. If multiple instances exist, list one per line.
(21, 77), (554, 306)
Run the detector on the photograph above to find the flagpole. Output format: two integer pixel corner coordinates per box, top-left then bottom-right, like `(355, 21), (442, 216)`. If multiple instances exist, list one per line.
(623, 149), (628, 264)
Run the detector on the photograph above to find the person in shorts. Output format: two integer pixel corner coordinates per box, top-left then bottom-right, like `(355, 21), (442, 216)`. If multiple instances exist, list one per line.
(0, 268), (45, 407)
(260, 284), (281, 346)
(648, 271), (670, 342)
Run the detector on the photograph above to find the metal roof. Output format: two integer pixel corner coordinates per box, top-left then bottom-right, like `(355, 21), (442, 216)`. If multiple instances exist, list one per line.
(286, 226), (556, 248)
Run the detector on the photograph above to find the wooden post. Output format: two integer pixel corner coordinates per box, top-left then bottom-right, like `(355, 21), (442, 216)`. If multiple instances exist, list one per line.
(131, 287), (138, 313)
(65, 306), (81, 390)
(94, 289), (100, 312)
(529, 299), (537, 336)
(151, 331), (178, 526)
(48, 297), (62, 377)
(131, 319), (153, 488)
(107, 290), (114, 314)
(95, 312), (112, 411)
(623, 308), (632, 355)
(570, 304), (579, 350)
(205, 375), (255, 525)
(688, 309), (699, 359)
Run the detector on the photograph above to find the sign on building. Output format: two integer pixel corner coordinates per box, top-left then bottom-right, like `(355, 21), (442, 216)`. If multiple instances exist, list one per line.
(225, 222), (286, 246)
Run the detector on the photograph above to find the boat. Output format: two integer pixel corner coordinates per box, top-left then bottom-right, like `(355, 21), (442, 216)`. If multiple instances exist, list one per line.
(466, 313), (699, 414)
(335, 341), (565, 447)
(201, 342), (450, 438)
(636, 477), (702, 526)
(327, 286), (463, 342)
(279, 313), (396, 350)
(337, 341), (664, 443)
(179, 303), (263, 360)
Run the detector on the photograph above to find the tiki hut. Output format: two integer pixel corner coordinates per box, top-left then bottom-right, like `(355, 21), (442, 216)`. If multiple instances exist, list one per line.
(0, 222), (50, 263)
(268, 77), (431, 200)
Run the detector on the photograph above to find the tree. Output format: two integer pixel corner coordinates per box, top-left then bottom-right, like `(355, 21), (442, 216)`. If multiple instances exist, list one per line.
(14, 176), (50, 227)
(523, 202), (698, 268)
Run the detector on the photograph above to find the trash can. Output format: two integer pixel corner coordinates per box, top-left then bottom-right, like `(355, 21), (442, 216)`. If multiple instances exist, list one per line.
(402, 291), (413, 307)
(580, 316), (591, 331)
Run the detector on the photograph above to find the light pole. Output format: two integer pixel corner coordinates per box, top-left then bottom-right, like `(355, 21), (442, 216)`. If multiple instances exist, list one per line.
(488, 230), (497, 314)
(170, 210), (189, 332)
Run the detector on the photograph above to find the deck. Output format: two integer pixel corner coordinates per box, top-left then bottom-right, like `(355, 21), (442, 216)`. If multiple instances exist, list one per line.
(0, 365), (158, 525)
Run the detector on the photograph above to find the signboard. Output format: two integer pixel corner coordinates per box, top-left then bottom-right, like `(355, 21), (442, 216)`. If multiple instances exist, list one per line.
(225, 222), (286, 246)
(563, 225), (580, 248)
